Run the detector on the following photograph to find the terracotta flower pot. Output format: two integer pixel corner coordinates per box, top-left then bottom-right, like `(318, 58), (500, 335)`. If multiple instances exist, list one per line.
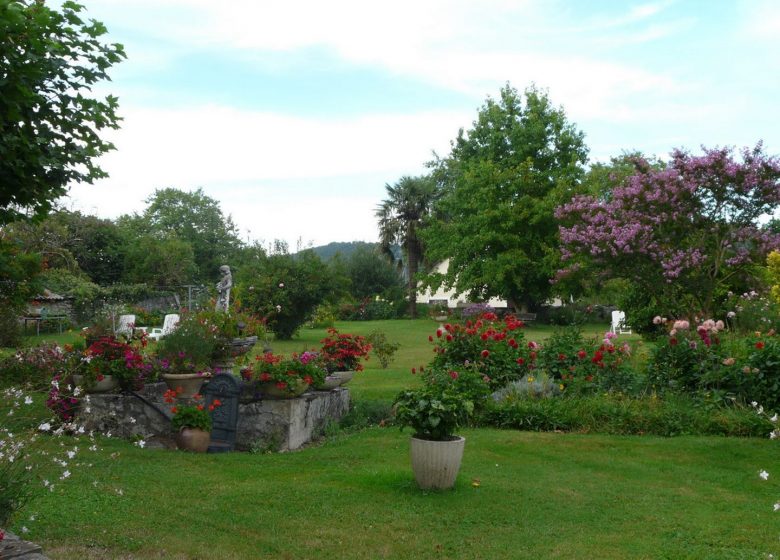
(175, 427), (210, 453)
(410, 435), (465, 490)
(162, 373), (210, 398)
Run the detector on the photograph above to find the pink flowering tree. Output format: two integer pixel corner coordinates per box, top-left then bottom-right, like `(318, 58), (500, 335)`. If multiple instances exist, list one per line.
(556, 144), (780, 323)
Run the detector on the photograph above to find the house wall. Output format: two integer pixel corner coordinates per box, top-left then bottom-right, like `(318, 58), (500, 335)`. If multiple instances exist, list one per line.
(416, 260), (508, 309)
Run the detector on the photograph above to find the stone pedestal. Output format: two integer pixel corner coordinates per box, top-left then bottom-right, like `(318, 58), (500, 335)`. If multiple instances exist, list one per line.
(76, 382), (350, 452)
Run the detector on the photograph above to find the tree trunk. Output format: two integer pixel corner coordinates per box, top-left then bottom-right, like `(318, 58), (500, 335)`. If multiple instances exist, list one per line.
(407, 242), (419, 319)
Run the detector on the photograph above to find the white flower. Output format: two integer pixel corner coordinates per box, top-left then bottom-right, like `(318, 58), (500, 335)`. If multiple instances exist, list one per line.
(279, 282), (284, 288)
(129, 417), (136, 424)
(771, 414), (778, 423)
(38, 422), (51, 432)
(61, 470), (71, 480)
(751, 401), (759, 408)
(275, 305), (282, 312)
(42, 479), (50, 487)
(66, 450), (76, 459)
(135, 440), (146, 449)
(24, 396), (33, 405)
(760, 470), (769, 480)
(21, 526), (28, 533)
(774, 503), (780, 512)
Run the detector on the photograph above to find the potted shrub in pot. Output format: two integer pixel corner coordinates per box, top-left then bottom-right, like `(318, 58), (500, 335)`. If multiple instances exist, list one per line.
(165, 389), (221, 452)
(243, 352), (326, 399)
(319, 328), (371, 385)
(393, 386), (474, 490)
(156, 319), (214, 398)
(74, 337), (151, 393)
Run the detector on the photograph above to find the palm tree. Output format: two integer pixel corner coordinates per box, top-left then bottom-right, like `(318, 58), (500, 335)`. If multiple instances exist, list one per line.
(375, 175), (438, 319)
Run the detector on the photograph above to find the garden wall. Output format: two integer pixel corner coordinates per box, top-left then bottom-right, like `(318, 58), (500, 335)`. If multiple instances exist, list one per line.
(77, 382), (350, 452)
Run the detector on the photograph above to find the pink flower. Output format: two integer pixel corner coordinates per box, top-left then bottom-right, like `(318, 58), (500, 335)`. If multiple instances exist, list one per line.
(653, 316), (663, 325)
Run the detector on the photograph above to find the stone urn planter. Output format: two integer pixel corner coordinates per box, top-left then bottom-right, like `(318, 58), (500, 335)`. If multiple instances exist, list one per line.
(73, 374), (119, 393)
(315, 371), (353, 390)
(410, 436), (466, 490)
(212, 336), (259, 375)
(175, 427), (210, 452)
(162, 373), (210, 398)
(257, 378), (309, 399)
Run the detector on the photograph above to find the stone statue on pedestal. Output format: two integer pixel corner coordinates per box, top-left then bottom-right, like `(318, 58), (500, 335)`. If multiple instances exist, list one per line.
(215, 265), (232, 313)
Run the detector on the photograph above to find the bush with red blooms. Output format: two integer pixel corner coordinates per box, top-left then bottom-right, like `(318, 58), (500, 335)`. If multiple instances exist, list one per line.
(319, 328), (371, 372)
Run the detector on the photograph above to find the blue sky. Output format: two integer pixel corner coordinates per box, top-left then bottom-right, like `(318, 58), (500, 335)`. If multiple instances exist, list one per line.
(63, 0), (780, 247)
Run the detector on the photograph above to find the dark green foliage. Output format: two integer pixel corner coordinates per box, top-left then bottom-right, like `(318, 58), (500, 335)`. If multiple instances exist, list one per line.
(0, 238), (42, 345)
(482, 394), (772, 437)
(345, 246), (404, 301)
(338, 400), (394, 430)
(0, 0), (125, 223)
(422, 84), (588, 310)
(236, 247), (335, 339)
(171, 404), (212, 432)
(118, 188), (242, 282)
(123, 235), (197, 287)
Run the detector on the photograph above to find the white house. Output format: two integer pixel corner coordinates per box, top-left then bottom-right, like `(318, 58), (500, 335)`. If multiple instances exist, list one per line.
(416, 259), (508, 309)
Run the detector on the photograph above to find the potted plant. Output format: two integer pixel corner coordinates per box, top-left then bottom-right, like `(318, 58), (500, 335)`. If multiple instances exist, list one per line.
(393, 386), (474, 490)
(74, 337), (150, 393)
(319, 328), (371, 385)
(165, 389), (221, 452)
(155, 317), (215, 398)
(244, 352), (326, 399)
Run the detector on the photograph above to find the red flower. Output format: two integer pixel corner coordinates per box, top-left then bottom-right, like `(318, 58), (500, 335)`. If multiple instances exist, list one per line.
(208, 404), (215, 411)
(213, 399), (222, 406)
(97, 374), (105, 382)
(260, 372), (271, 382)
(446, 334), (453, 342)
(481, 349), (490, 359)
(411, 367), (416, 374)
(171, 406), (178, 414)
(516, 357), (525, 365)
(756, 341), (765, 349)
(303, 375), (313, 385)
(585, 375), (594, 382)
(508, 338), (518, 348)
(558, 353), (566, 361)
(197, 404), (204, 411)
(480, 333), (489, 341)
(577, 350), (587, 359)
(436, 329), (443, 338)
(428, 335), (434, 342)
(449, 370), (459, 380)
(444, 323), (452, 332)
(276, 381), (287, 389)
(669, 337), (678, 346)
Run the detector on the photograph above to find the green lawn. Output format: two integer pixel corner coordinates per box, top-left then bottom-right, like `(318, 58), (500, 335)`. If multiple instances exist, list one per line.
(20, 429), (780, 559)
(9, 319), (772, 559)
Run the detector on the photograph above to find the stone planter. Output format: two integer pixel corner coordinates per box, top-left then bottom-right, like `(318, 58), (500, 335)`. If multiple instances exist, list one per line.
(73, 374), (119, 393)
(410, 435), (465, 490)
(330, 370), (354, 386)
(162, 373), (210, 398)
(257, 378), (309, 399)
(175, 427), (210, 452)
(315, 375), (342, 390)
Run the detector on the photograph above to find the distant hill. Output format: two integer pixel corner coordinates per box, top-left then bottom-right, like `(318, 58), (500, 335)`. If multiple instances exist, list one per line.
(306, 241), (401, 261)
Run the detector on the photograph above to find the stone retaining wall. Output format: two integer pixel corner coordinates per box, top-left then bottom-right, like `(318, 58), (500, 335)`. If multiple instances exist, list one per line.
(77, 381), (350, 452)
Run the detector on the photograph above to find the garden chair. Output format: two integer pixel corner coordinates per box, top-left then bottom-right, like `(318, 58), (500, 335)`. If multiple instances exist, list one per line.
(610, 310), (632, 335)
(148, 313), (180, 341)
(116, 314), (136, 336)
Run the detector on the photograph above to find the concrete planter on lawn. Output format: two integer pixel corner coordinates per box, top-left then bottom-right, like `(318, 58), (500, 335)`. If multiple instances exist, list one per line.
(410, 435), (465, 490)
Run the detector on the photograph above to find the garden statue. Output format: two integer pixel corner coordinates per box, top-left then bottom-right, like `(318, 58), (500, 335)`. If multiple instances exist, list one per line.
(215, 265), (232, 313)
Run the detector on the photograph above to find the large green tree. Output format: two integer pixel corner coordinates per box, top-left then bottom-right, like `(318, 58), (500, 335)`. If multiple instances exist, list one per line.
(118, 188), (242, 282)
(0, 0), (125, 223)
(376, 175), (438, 318)
(421, 84), (588, 311)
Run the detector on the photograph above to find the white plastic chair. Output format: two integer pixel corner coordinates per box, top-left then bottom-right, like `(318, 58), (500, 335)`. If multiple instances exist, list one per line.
(116, 314), (136, 336)
(148, 313), (180, 341)
(610, 310), (632, 334)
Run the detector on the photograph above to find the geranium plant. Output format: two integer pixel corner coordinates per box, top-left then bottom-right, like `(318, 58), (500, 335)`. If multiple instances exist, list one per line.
(320, 328), (371, 372)
(81, 337), (149, 391)
(245, 352), (326, 394)
(164, 389), (221, 432)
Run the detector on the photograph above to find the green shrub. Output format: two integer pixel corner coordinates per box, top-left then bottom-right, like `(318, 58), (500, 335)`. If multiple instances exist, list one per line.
(339, 400), (393, 431)
(481, 393), (772, 437)
(393, 385), (474, 441)
(366, 330), (400, 368)
(491, 372), (562, 402)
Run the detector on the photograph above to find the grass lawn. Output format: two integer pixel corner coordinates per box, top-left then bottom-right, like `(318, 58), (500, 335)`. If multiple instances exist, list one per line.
(10, 318), (771, 559)
(19, 429), (780, 559)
